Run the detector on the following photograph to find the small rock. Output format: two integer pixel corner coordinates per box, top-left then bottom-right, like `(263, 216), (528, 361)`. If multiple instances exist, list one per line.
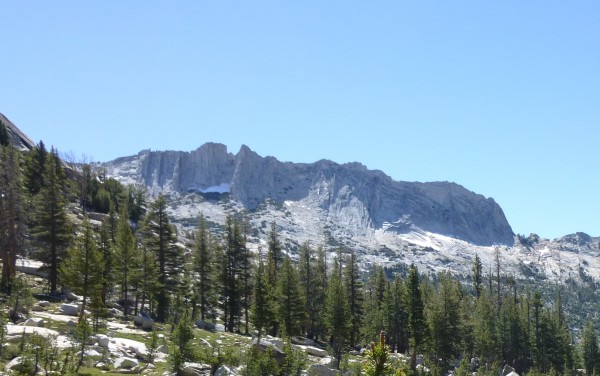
(307, 364), (341, 376)
(38, 300), (51, 307)
(96, 334), (110, 348)
(67, 292), (82, 301)
(31, 305), (45, 312)
(59, 303), (80, 316)
(23, 318), (45, 327)
(303, 346), (328, 357)
(293, 336), (315, 346)
(119, 365), (141, 374)
(114, 357), (139, 369)
(182, 362), (211, 376)
(156, 344), (168, 353)
(80, 349), (102, 357)
(215, 365), (238, 376)
(95, 362), (110, 370)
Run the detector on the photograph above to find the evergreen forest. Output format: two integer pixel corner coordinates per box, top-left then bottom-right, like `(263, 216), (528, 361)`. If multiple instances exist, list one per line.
(2, 120), (600, 376)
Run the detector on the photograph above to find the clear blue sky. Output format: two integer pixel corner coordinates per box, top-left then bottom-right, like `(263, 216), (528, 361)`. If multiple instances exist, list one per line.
(1, 2), (598, 240)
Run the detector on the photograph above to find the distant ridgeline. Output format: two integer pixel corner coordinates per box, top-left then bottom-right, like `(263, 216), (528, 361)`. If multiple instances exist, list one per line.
(100, 143), (514, 247)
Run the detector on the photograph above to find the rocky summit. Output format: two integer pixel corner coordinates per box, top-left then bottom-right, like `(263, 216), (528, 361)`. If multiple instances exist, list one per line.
(100, 142), (514, 247)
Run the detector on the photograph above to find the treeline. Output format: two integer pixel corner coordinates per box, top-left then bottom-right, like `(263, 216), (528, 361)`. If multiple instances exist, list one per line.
(0, 122), (598, 376)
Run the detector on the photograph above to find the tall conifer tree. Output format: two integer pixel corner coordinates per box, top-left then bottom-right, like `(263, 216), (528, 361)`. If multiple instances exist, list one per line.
(344, 251), (364, 348)
(193, 214), (214, 321)
(325, 255), (351, 369)
(276, 256), (305, 337)
(59, 218), (104, 321)
(406, 264), (427, 370)
(34, 149), (71, 294)
(142, 195), (182, 322)
(0, 145), (26, 293)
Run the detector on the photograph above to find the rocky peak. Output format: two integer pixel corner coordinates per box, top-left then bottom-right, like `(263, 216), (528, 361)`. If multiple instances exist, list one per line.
(101, 142), (514, 246)
(0, 113), (36, 151)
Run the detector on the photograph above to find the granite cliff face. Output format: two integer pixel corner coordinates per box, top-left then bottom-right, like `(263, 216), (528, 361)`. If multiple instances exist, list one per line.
(101, 143), (514, 246)
(0, 113), (36, 151)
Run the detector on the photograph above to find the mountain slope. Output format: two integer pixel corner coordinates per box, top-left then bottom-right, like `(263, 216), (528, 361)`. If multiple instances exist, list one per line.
(100, 143), (514, 246)
(0, 113), (36, 151)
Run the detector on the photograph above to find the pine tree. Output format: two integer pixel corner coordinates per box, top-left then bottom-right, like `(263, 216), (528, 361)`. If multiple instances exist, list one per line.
(312, 246), (328, 342)
(473, 291), (499, 365)
(33, 149), (71, 294)
(266, 221), (283, 336)
(266, 221), (283, 287)
(59, 218), (104, 321)
(298, 242), (314, 337)
(251, 257), (272, 342)
(325, 256), (350, 369)
(220, 215), (246, 332)
(114, 206), (141, 318)
(582, 321), (597, 376)
(23, 141), (48, 196)
(0, 145), (26, 293)
(193, 214), (214, 321)
(344, 251), (364, 348)
(427, 272), (462, 371)
(276, 256), (305, 337)
(137, 242), (159, 315)
(98, 218), (113, 305)
(142, 195), (182, 322)
(0, 120), (9, 147)
(383, 277), (408, 353)
(406, 264), (427, 371)
(472, 253), (483, 299)
(240, 215), (253, 334)
(363, 266), (387, 346)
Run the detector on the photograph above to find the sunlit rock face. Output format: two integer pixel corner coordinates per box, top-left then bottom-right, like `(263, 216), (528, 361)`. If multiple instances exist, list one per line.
(101, 143), (513, 246)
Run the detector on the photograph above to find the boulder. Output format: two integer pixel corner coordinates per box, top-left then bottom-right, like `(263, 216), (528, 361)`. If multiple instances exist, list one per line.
(416, 354), (424, 366)
(182, 362), (212, 376)
(303, 346), (328, 357)
(59, 303), (79, 316)
(80, 349), (102, 357)
(31, 305), (45, 312)
(267, 337), (285, 349)
(96, 334), (110, 348)
(6, 325), (60, 341)
(38, 300), (51, 307)
(133, 315), (144, 326)
(5, 356), (28, 373)
(67, 292), (82, 301)
(95, 362), (110, 370)
(119, 365), (141, 374)
(23, 318), (45, 327)
(114, 357), (139, 369)
(142, 317), (154, 330)
(307, 364), (341, 376)
(215, 365), (238, 376)
(156, 344), (168, 354)
(293, 336), (315, 346)
(252, 341), (286, 366)
(503, 365), (519, 376)
(196, 320), (216, 331)
(133, 344), (150, 361)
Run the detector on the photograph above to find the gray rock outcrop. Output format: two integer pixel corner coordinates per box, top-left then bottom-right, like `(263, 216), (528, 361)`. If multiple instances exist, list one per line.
(101, 143), (514, 246)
